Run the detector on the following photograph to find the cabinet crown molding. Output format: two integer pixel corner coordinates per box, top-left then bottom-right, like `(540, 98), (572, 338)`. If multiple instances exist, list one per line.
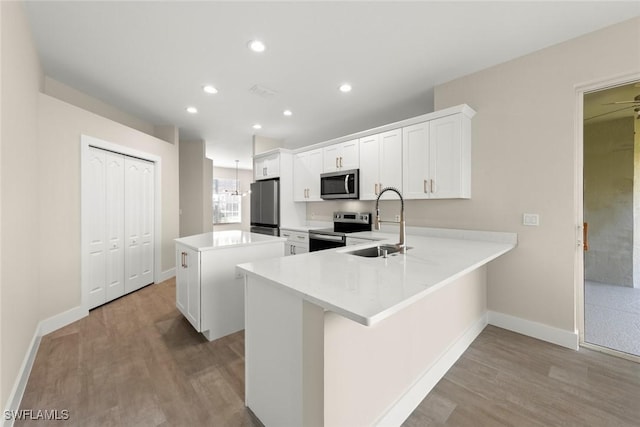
(292, 104), (475, 154)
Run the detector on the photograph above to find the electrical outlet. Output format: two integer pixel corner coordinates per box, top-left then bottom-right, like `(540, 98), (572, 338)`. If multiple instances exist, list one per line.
(523, 213), (540, 226)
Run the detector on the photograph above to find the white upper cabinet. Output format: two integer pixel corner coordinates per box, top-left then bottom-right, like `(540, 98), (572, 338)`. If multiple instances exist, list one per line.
(254, 152), (280, 180)
(293, 149), (323, 202)
(322, 139), (359, 173)
(359, 129), (402, 200)
(402, 113), (471, 199)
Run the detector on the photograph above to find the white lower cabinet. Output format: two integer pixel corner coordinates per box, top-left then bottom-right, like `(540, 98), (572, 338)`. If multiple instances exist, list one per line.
(176, 245), (200, 330)
(175, 236), (286, 341)
(281, 229), (309, 255)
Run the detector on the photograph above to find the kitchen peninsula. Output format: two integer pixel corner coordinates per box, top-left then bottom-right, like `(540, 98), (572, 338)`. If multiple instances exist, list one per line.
(174, 230), (285, 341)
(238, 229), (516, 427)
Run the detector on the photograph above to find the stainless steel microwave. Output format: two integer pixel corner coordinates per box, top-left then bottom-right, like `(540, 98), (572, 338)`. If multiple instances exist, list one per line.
(320, 169), (359, 200)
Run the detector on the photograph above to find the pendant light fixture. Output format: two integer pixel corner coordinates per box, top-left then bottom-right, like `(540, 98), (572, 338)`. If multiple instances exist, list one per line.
(226, 160), (249, 196)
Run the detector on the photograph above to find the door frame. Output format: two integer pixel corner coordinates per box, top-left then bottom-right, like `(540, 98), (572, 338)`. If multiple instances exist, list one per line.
(80, 134), (162, 311)
(574, 71), (640, 361)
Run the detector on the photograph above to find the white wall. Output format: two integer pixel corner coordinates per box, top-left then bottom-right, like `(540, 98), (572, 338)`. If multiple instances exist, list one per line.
(0, 0), (43, 409)
(433, 17), (640, 332)
(304, 17), (640, 335)
(212, 166), (253, 232)
(179, 140), (213, 237)
(253, 135), (282, 155)
(37, 93), (179, 320)
(43, 77), (179, 145)
(584, 117), (635, 287)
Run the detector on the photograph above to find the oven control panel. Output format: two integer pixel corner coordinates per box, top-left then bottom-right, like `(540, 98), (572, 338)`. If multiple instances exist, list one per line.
(333, 211), (371, 225)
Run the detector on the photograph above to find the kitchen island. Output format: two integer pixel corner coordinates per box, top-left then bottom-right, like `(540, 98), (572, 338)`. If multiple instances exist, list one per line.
(237, 229), (516, 427)
(174, 230), (285, 341)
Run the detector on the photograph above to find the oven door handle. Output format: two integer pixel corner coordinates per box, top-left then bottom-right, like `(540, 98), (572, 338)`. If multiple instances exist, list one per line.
(310, 233), (345, 242)
(344, 174), (350, 194)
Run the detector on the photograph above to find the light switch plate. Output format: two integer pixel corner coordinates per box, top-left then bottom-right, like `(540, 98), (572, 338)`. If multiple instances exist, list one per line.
(523, 213), (540, 226)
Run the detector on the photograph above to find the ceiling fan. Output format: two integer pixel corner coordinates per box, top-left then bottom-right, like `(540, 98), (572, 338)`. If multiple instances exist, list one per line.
(225, 160), (250, 196)
(600, 93), (640, 120)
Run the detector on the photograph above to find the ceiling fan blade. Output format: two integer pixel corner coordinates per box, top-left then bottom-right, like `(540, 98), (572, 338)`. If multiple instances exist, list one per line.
(602, 100), (640, 105)
(585, 105), (638, 121)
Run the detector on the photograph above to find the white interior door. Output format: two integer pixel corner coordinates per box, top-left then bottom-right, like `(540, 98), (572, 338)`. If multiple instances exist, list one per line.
(105, 151), (125, 302)
(86, 148), (108, 308)
(124, 156), (155, 293)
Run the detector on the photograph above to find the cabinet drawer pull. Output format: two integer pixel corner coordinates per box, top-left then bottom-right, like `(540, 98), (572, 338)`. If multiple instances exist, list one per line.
(431, 179), (435, 193)
(335, 157), (339, 169)
(424, 179), (428, 193)
(339, 157), (343, 168)
(374, 183), (379, 195)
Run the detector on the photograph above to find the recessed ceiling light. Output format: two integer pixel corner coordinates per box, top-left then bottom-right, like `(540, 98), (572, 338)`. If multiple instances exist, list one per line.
(283, 110), (292, 116)
(253, 123), (262, 130)
(186, 106), (198, 114)
(248, 40), (266, 53)
(339, 83), (352, 93)
(203, 85), (218, 94)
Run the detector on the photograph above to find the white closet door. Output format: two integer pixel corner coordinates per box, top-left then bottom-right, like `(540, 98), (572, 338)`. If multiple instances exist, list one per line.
(105, 151), (125, 302)
(124, 157), (155, 293)
(86, 148), (107, 308)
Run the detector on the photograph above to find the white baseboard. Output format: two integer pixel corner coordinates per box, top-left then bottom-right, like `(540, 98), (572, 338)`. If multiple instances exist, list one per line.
(488, 310), (579, 350)
(158, 267), (175, 283)
(39, 305), (88, 336)
(3, 305), (88, 427)
(375, 313), (488, 427)
(2, 329), (41, 427)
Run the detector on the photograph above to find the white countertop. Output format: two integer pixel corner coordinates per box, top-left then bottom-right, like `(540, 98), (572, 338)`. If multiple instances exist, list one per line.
(280, 222), (332, 232)
(175, 230), (286, 251)
(237, 231), (516, 326)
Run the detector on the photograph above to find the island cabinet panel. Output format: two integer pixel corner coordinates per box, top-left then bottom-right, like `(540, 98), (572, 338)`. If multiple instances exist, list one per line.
(175, 231), (286, 341)
(402, 113), (471, 200)
(243, 265), (488, 427)
(176, 244), (201, 331)
(244, 276), (324, 427)
(359, 129), (403, 200)
(293, 149), (323, 202)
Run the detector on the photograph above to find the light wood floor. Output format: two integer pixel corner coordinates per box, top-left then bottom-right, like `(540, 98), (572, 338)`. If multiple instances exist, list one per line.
(18, 278), (640, 426)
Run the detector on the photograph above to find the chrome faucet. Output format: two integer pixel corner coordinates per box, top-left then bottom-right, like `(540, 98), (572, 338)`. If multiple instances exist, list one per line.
(374, 187), (406, 253)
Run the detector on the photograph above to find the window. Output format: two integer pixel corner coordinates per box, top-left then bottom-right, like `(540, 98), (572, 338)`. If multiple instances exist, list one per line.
(213, 178), (242, 224)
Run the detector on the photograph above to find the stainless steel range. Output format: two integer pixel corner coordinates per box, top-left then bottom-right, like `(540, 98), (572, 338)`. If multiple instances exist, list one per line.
(308, 211), (372, 252)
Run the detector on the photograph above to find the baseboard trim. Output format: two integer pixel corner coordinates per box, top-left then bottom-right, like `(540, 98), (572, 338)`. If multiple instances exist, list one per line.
(374, 313), (488, 427)
(2, 329), (41, 427)
(3, 305), (89, 427)
(158, 267), (175, 283)
(39, 305), (88, 336)
(488, 310), (579, 350)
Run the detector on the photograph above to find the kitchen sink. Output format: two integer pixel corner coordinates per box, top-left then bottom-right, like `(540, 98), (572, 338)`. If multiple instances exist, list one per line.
(345, 244), (409, 258)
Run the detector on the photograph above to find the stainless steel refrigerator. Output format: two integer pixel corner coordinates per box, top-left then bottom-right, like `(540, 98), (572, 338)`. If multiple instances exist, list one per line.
(250, 179), (280, 236)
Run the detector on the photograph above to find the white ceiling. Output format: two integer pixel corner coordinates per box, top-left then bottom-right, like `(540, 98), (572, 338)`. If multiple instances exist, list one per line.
(24, 1), (640, 169)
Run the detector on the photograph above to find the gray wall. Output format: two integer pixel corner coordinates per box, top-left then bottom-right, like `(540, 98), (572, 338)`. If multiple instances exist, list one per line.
(584, 117), (635, 287)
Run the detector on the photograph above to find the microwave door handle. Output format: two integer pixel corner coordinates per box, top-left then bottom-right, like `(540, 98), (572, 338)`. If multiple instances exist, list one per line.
(344, 174), (349, 194)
